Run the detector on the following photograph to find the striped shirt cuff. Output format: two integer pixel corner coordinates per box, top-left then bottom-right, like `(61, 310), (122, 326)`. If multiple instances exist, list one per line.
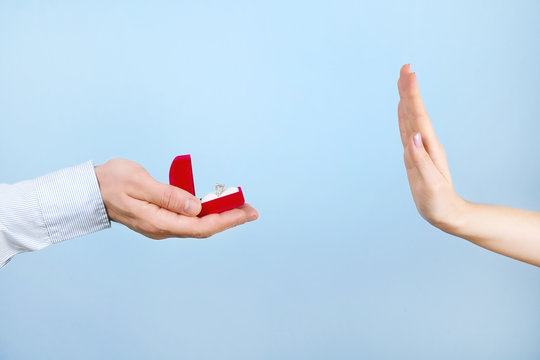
(34, 161), (111, 244)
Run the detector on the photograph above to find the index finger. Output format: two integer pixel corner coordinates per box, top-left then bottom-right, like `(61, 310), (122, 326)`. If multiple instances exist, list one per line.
(397, 64), (436, 147)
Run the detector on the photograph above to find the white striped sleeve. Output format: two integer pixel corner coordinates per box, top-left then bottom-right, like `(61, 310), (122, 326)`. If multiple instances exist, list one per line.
(0, 161), (111, 268)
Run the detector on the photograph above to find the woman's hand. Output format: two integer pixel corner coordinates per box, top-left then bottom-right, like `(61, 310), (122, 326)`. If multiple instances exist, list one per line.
(95, 159), (258, 240)
(398, 64), (466, 233)
(397, 64), (540, 266)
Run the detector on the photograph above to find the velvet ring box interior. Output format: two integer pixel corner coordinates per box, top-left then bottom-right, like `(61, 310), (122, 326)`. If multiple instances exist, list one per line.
(169, 155), (245, 217)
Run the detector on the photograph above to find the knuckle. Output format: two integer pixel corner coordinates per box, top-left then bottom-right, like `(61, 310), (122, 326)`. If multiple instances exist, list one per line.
(160, 187), (188, 213)
(160, 187), (175, 209)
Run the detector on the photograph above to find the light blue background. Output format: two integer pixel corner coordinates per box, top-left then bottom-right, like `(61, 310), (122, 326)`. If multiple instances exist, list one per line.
(1, 1), (539, 359)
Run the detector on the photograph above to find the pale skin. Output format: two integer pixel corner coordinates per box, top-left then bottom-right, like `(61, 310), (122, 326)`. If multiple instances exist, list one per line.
(398, 64), (540, 267)
(94, 159), (258, 240)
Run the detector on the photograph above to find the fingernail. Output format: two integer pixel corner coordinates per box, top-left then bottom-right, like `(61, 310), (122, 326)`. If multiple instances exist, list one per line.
(184, 199), (198, 215)
(407, 64), (413, 73)
(413, 132), (423, 148)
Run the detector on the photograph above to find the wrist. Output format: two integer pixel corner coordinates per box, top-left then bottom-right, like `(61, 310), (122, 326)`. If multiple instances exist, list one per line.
(94, 164), (105, 197)
(432, 194), (470, 236)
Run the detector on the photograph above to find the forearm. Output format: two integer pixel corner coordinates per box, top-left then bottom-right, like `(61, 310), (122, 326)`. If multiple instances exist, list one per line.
(444, 200), (540, 267)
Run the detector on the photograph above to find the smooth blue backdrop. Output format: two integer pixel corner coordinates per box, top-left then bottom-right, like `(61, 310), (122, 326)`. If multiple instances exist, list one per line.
(1, 1), (539, 359)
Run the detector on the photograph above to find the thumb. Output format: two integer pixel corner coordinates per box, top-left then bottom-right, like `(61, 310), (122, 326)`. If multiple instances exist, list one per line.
(405, 132), (442, 184)
(136, 178), (202, 216)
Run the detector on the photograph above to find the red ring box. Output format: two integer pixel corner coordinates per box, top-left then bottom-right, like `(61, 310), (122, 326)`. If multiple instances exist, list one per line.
(169, 155), (245, 217)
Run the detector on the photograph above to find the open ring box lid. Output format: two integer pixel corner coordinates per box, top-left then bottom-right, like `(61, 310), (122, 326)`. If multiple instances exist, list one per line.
(169, 155), (245, 217)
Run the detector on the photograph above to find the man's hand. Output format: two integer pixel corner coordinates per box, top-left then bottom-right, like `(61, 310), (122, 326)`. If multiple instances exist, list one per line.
(94, 159), (258, 240)
(397, 64), (466, 232)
